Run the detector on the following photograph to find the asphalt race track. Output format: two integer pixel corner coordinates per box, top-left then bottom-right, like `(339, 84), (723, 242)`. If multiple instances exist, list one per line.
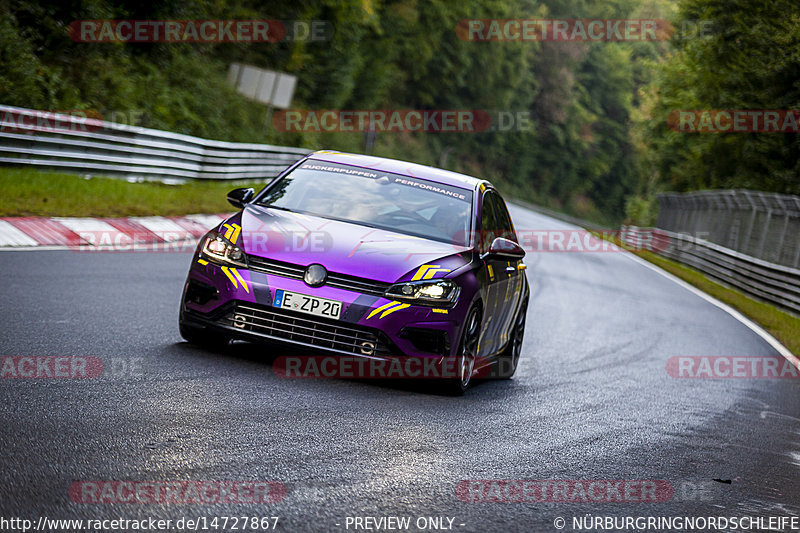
(1, 204), (799, 532)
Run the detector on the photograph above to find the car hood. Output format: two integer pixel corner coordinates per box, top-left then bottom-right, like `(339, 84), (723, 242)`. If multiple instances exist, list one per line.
(238, 204), (470, 283)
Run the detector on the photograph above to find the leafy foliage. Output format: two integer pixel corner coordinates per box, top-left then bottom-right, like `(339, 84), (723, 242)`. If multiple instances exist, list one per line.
(2, 0), (794, 224)
(639, 0), (800, 197)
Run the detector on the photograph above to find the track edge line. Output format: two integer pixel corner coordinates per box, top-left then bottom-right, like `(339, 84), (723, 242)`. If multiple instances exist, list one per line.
(623, 251), (799, 369)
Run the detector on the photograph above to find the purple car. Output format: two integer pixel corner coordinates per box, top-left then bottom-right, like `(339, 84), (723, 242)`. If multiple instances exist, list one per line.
(179, 150), (529, 394)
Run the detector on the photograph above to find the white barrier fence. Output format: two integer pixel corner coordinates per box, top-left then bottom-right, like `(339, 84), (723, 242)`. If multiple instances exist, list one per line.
(622, 226), (800, 315)
(0, 104), (309, 181)
(657, 190), (800, 270)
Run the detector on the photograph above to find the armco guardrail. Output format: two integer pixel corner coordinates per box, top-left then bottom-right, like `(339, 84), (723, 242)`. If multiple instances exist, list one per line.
(622, 226), (800, 315)
(657, 190), (800, 269)
(0, 105), (310, 181)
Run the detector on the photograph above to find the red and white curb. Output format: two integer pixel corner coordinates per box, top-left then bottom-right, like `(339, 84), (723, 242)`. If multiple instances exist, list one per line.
(0, 214), (230, 250)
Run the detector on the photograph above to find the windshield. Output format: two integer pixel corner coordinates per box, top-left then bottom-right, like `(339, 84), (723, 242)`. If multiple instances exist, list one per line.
(257, 161), (474, 246)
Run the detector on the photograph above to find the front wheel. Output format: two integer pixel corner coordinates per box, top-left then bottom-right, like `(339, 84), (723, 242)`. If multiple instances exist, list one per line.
(442, 306), (481, 396)
(494, 299), (528, 379)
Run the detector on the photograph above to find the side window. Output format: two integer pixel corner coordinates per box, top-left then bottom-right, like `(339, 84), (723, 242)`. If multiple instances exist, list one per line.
(479, 193), (498, 252)
(491, 194), (517, 242)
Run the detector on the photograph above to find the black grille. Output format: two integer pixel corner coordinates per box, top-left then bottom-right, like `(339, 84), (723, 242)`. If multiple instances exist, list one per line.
(400, 327), (451, 355)
(246, 255), (391, 297)
(224, 303), (393, 357)
(247, 255), (305, 279)
(185, 280), (218, 305)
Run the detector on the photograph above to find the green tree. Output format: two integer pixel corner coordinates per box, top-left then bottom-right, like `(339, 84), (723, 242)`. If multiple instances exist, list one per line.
(641, 0), (800, 195)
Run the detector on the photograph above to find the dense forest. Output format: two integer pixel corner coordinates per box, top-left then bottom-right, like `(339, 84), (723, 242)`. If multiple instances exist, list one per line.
(1, 0), (798, 225)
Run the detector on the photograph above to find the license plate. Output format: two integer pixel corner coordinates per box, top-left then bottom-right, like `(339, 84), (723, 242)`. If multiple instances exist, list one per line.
(274, 289), (342, 320)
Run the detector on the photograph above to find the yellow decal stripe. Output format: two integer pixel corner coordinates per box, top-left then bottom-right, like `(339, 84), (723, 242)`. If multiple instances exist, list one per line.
(380, 303), (410, 319)
(411, 265), (435, 281)
(423, 267), (451, 280)
(231, 268), (249, 293)
(367, 301), (399, 320)
(432, 309), (448, 314)
(197, 259), (209, 266)
(229, 223), (241, 244)
(411, 264), (452, 281)
(220, 266), (238, 289)
(487, 264), (494, 281)
(221, 223), (242, 244)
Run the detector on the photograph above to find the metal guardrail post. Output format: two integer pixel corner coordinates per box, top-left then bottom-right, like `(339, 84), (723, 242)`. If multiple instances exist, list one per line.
(777, 209), (790, 265)
(793, 197), (800, 269)
(722, 192), (737, 249)
(742, 191), (759, 257)
(795, 208), (800, 269)
(679, 197), (690, 232)
(755, 193), (772, 260)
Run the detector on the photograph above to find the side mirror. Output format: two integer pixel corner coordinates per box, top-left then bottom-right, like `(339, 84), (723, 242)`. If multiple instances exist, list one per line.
(227, 187), (255, 209)
(485, 237), (525, 260)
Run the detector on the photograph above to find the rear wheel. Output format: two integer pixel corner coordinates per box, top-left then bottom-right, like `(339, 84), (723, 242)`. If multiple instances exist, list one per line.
(443, 306), (481, 395)
(494, 299), (527, 379)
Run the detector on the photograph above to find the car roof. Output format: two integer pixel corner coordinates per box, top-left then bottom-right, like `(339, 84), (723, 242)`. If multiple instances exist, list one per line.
(305, 150), (493, 192)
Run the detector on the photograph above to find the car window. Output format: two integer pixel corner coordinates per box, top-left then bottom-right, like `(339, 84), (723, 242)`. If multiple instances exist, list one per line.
(257, 161), (473, 246)
(479, 192), (500, 252)
(490, 193), (517, 242)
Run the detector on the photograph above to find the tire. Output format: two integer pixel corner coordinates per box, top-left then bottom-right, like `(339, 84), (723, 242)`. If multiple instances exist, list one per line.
(494, 299), (528, 379)
(179, 312), (230, 349)
(443, 306), (481, 396)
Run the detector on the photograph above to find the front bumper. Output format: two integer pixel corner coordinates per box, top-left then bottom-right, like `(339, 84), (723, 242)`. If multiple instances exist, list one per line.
(182, 258), (466, 359)
(182, 300), (398, 358)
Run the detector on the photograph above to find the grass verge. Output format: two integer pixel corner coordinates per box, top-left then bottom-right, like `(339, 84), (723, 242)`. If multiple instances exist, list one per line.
(0, 167), (247, 217)
(633, 248), (800, 357)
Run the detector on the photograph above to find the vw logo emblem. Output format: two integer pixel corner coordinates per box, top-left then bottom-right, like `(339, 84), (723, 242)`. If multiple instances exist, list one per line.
(304, 264), (327, 287)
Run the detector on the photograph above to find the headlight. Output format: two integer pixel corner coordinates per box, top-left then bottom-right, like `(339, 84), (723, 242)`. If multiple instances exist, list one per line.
(384, 279), (460, 307)
(200, 233), (247, 267)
